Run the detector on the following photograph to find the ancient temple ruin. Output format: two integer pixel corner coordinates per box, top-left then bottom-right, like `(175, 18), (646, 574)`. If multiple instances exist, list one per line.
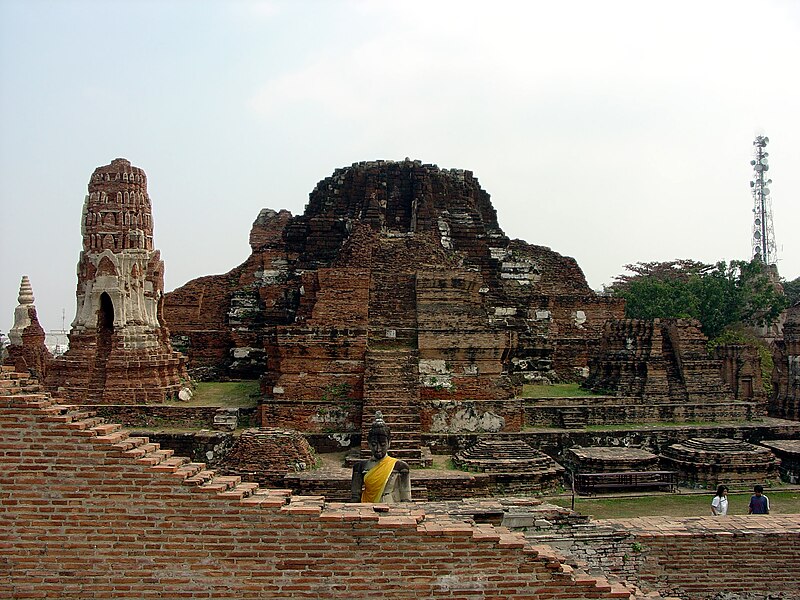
(165, 159), (624, 462)
(46, 158), (188, 403)
(4, 156), (800, 600)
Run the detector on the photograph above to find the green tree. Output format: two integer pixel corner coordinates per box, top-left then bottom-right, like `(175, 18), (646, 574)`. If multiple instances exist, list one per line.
(609, 259), (788, 340)
(783, 276), (800, 306)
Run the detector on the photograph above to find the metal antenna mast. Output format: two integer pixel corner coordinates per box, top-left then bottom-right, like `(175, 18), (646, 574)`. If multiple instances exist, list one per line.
(750, 135), (776, 265)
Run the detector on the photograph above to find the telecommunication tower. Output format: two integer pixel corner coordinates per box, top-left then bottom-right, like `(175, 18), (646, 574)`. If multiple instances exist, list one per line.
(750, 135), (776, 265)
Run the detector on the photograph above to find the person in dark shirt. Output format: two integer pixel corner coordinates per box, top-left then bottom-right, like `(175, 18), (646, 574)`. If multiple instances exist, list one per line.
(748, 484), (770, 514)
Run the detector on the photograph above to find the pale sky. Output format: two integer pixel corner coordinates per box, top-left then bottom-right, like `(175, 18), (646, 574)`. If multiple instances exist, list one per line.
(1, 0), (799, 339)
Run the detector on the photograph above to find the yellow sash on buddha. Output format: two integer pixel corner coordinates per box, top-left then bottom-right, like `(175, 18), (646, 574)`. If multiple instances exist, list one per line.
(361, 456), (397, 503)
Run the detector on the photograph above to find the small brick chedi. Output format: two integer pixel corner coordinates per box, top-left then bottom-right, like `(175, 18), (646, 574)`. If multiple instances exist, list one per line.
(3, 276), (51, 380)
(219, 427), (316, 487)
(165, 160), (624, 459)
(46, 159), (188, 403)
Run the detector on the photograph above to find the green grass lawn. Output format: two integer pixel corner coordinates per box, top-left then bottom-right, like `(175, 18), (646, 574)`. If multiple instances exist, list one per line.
(521, 383), (603, 398)
(543, 490), (800, 519)
(166, 381), (261, 408)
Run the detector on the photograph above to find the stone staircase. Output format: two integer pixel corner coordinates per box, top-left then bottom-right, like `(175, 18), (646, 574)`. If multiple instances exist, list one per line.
(361, 348), (430, 466)
(660, 328), (689, 402)
(559, 407), (588, 429)
(361, 237), (431, 466)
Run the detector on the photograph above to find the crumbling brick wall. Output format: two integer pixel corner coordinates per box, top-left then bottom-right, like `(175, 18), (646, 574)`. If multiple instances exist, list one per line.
(1, 391), (644, 600)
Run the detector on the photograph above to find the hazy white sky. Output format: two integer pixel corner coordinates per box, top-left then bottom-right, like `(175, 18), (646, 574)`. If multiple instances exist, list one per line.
(1, 0), (799, 338)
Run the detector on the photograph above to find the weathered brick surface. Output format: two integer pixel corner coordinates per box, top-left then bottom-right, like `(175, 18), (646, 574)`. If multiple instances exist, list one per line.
(715, 343), (766, 408)
(525, 397), (757, 428)
(0, 374), (649, 599)
(420, 398), (525, 432)
(86, 404), (257, 429)
(218, 427), (316, 486)
(260, 398), (362, 434)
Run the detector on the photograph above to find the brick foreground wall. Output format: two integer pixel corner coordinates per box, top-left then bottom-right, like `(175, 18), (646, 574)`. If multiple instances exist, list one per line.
(0, 393), (642, 599)
(4, 390), (800, 599)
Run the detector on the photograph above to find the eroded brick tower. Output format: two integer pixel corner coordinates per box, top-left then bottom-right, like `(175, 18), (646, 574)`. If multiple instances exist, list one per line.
(47, 158), (188, 403)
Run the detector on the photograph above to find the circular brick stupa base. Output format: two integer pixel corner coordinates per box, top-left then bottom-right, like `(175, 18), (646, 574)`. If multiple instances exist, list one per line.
(567, 446), (660, 473)
(760, 439), (800, 484)
(453, 439), (565, 494)
(219, 428), (316, 486)
(661, 437), (780, 487)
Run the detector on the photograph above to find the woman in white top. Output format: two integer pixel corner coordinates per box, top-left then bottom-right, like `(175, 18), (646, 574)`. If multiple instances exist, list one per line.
(711, 484), (729, 516)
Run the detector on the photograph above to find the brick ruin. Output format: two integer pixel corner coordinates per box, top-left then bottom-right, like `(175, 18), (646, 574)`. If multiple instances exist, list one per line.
(2, 156), (800, 598)
(452, 439), (565, 494)
(164, 160), (624, 461)
(574, 318), (758, 424)
(45, 159), (188, 404)
(3, 276), (51, 381)
(714, 342), (766, 410)
(772, 302), (800, 420)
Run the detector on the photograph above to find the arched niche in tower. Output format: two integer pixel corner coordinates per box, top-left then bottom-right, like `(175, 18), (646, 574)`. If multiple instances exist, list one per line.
(98, 292), (115, 333)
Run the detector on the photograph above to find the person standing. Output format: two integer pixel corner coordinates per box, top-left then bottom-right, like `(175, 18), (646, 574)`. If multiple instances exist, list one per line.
(748, 484), (770, 514)
(711, 484), (729, 516)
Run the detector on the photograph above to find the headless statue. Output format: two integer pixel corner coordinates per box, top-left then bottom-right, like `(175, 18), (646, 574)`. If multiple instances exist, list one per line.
(351, 412), (411, 503)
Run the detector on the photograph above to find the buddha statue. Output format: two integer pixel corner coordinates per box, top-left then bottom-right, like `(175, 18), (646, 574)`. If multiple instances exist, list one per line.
(351, 412), (411, 503)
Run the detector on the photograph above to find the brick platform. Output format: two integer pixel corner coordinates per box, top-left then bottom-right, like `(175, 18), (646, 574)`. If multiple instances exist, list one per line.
(661, 437), (781, 486)
(567, 446), (661, 473)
